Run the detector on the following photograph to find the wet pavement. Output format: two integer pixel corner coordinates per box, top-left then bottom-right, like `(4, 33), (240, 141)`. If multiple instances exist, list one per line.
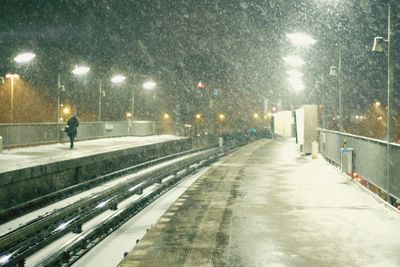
(119, 138), (400, 267)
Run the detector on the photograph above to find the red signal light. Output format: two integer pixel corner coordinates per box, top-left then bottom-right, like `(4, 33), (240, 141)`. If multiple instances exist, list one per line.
(196, 82), (205, 89)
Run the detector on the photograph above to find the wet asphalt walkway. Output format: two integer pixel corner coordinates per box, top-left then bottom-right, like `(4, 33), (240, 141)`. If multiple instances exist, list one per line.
(119, 138), (400, 267)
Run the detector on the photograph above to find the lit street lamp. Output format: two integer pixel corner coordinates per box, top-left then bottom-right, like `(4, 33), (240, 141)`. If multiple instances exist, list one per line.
(5, 73), (20, 123)
(111, 74), (126, 84)
(72, 65), (90, 76)
(143, 80), (157, 120)
(6, 52), (36, 123)
(283, 55), (305, 67)
(110, 74), (126, 121)
(71, 65), (90, 110)
(143, 80), (156, 90)
(372, 0), (394, 203)
(286, 70), (303, 78)
(14, 52), (36, 64)
(286, 33), (316, 47)
(329, 48), (343, 132)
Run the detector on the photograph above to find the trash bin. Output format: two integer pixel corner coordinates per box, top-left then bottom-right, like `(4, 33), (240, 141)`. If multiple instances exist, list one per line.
(340, 147), (353, 175)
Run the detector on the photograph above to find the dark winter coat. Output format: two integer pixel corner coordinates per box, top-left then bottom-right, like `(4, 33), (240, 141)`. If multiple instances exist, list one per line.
(67, 116), (79, 137)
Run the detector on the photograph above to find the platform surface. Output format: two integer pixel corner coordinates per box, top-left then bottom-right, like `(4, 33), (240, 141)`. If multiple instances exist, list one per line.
(0, 135), (183, 173)
(120, 138), (400, 267)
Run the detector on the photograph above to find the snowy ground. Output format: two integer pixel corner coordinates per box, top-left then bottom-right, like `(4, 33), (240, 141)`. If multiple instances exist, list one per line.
(120, 138), (400, 267)
(0, 135), (183, 173)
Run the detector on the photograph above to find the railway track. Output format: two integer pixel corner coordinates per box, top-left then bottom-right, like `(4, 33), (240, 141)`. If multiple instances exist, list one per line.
(0, 146), (231, 267)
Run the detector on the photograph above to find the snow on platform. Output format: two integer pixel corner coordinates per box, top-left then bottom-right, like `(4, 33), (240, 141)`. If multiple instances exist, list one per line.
(119, 138), (400, 267)
(0, 135), (183, 173)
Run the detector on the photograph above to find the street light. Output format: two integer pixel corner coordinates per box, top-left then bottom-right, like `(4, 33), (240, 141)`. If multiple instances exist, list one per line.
(6, 52), (35, 123)
(283, 55), (305, 67)
(5, 73), (20, 123)
(143, 80), (157, 120)
(286, 33), (316, 47)
(372, 0), (394, 203)
(110, 74), (126, 121)
(288, 76), (305, 91)
(286, 70), (303, 78)
(14, 52), (36, 64)
(329, 48), (343, 132)
(111, 74), (126, 84)
(143, 80), (156, 90)
(72, 65), (90, 76)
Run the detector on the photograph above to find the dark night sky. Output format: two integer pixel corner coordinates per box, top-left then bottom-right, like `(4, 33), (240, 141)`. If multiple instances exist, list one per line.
(0, 0), (398, 122)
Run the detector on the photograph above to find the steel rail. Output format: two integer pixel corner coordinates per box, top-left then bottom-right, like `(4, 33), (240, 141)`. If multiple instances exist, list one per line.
(38, 160), (213, 266)
(0, 148), (222, 267)
(0, 147), (207, 225)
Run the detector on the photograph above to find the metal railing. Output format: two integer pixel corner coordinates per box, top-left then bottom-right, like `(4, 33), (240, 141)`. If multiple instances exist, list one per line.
(0, 121), (181, 148)
(319, 129), (400, 204)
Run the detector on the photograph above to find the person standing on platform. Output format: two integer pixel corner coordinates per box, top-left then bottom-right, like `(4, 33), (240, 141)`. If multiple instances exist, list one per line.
(66, 112), (79, 149)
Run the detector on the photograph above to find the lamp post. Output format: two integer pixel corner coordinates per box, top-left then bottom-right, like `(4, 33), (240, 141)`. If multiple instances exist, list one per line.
(6, 52), (36, 123)
(143, 80), (156, 120)
(98, 80), (106, 121)
(111, 74), (126, 120)
(329, 47), (343, 132)
(372, 0), (394, 203)
(57, 74), (62, 142)
(72, 65), (90, 113)
(5, 74), (20, 123)
(131, 86), (135, 119)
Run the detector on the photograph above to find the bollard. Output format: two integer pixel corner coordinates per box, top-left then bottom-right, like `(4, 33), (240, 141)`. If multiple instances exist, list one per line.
(311, 141), (318, 159)
(0, 136), (2, 153)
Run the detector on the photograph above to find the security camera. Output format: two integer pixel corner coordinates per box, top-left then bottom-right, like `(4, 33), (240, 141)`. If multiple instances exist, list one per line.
(372, 37), (384, 53)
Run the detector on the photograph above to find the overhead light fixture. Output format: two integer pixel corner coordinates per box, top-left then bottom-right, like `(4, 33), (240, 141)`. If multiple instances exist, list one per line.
(14, 52), (36, 64)
(72, 65), (90, 76)
(286, 70), (303, 78)
(329, 66), (338, 77)
(111, 74), (126, 84)
(372, 37), (385, 53)
(286, 33), (316, 47)
(283, 55), (305, 67)
(288, 77), (305, 91)
(5, 73), (20, 79)
(143, 80), (156, 90)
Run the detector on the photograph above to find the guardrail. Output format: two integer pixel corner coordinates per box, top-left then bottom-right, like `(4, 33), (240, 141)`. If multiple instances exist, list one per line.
(318, 129), (400, 205)
(0, 121), (181, 148)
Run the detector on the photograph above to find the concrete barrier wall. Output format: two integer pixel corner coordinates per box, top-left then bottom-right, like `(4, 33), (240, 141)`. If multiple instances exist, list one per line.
(0, 138), (192, 212)
(130, 121), (154, 136)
